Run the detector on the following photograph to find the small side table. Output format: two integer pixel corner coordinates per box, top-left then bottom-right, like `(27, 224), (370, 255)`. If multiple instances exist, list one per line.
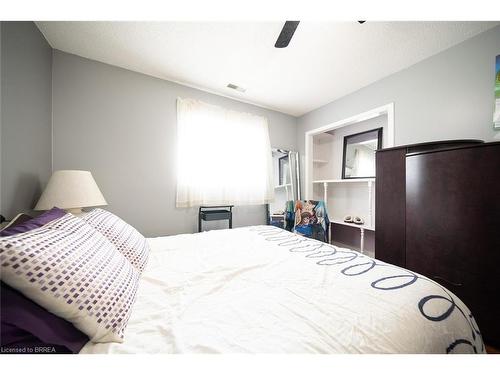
(198, 206), (233, 232)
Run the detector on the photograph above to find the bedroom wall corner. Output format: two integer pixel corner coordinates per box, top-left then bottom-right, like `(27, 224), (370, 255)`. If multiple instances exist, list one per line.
(0, 21), (53, 219)
(296, 25), (500, 197)
(51, 51), (298, 236)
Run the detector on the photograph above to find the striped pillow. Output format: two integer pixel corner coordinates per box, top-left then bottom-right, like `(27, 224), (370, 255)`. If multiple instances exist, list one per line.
(81, 209), (150, 273)
(0, 214), (140, 343)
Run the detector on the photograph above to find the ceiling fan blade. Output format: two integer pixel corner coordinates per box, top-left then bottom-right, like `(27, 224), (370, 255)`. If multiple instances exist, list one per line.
(275, 21), (300, 48)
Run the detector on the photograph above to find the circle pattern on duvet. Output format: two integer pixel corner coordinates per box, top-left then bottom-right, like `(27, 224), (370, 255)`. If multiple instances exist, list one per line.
(249, 225), (484, 354)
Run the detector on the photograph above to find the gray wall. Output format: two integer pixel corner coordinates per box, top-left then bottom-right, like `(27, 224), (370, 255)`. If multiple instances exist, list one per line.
(52, 50), (297, 236)
(0, 22), (53, 219)
(297, 25), (500, 187)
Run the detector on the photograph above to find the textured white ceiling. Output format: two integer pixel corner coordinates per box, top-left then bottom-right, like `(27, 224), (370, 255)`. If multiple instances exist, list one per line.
(36, 21), (498, 116)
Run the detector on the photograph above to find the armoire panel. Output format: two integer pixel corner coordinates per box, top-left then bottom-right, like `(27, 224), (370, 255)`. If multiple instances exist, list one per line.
(405, 143), (500, 345)
(375, 148), (406, 267)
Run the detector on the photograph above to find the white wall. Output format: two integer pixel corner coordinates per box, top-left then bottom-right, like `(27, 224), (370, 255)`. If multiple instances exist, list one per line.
(52, 51), (297, 236)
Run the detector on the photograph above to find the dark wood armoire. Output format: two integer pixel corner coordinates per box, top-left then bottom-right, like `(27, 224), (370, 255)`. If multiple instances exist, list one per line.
(375, 140), (500, 346)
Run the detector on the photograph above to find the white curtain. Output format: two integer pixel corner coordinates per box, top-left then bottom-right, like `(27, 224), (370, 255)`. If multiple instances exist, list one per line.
(176, 98), (274, 207)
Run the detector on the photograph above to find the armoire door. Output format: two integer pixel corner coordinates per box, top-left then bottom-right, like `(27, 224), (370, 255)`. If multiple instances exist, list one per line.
(405, 143), (500, 345)
(375, 148), (406, 267)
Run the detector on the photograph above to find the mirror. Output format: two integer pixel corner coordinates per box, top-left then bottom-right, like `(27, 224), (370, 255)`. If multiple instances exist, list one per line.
(342, 128), (382, 179)
(278, 155), (290, 185)
(271, 149), (300, 199)
(268, 149), (301, 227)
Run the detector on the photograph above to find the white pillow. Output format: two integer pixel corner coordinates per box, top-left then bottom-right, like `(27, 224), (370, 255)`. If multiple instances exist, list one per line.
(81, 208), (150, 273)
(0, 213), (140, 343)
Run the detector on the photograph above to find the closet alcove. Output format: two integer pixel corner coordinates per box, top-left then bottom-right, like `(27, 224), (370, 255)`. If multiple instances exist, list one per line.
(305, 104), (395, 255)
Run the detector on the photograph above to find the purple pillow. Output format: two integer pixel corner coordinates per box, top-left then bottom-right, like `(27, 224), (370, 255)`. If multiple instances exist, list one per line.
(1, 321), (74, 354)
(0, 207), (66, 237)
(0, 282), (89, 353)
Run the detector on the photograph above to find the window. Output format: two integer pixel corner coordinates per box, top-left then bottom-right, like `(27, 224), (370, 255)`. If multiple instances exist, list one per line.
(176, 98), (274, 207)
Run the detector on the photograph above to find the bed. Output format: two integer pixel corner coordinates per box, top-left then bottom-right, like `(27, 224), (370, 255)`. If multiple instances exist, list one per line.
(80, 226), (484, 354)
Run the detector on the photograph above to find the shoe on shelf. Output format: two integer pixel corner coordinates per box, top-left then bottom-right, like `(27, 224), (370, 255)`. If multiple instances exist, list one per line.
(343, 215), (353, 223)
(353, 216), (364, 225)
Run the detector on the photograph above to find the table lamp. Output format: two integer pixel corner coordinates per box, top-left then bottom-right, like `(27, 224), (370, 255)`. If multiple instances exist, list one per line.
(34, 170), (107, 214)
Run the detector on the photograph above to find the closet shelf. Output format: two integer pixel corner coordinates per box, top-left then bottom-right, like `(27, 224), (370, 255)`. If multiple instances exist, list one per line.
(331, 219), (374, 231)
(312, 178), (375, 184)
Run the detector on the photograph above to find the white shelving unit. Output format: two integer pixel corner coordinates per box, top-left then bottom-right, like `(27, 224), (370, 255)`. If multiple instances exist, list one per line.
(312, 179), (374, 225)
(312, 178), (375, 184)
(269, 148), (295, 222)
(274, 183), (292, 201)
(312, 178), (375, 254)
(270, 182), (289, 228)
(330, 219), (374, 231)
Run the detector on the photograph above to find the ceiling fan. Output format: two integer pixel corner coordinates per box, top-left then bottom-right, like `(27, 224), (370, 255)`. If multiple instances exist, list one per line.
(274, 21), (366, 48)
(274, 21), (300, 48)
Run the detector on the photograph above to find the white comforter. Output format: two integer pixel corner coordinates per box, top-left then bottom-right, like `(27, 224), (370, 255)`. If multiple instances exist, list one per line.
(80, 226), (484, 354)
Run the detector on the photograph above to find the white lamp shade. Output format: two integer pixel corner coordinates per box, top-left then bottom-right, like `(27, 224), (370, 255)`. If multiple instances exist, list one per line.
(34, 170), (107, 211)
